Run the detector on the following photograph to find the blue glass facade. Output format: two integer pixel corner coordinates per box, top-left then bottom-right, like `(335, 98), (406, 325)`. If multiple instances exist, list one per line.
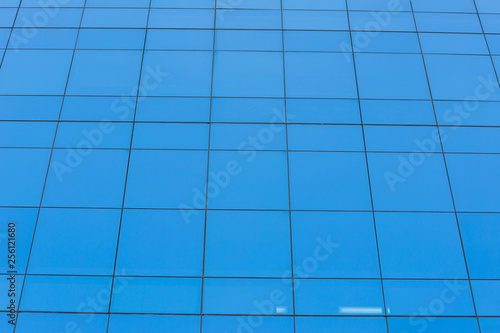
(1, 0), (500, 332)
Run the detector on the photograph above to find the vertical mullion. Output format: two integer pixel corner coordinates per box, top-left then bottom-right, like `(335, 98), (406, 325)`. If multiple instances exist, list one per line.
(104, 1), (153, 331)
(343, 1), (391, 332)
(199, 1), (218, 332)
(408, 1), (483, 332)
(12, 1), (88, 332)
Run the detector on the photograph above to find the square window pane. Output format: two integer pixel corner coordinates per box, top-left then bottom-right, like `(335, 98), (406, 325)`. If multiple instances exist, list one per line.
(43, 150), (129, 208)
(388, 317), (479, 333)
(0, 149), (50, 206)
(202, 278), (293, 315)
(210, 123), (287, 150)
(205, 210), (291, 277)
(459, 213), (500, 279)
(108, 315), (199, 333)
(355, 53), (430, 99)
(283, 10), (348, 30)
(289, 152), (372, 210)
(207, 151), (289, 210)
(115, 209), (205, 276)
(28, 208), (120, 275)
(471, 280), (500, 316)
(384, 279), (475, 316)
(149, 9), (214, 28)
(213, 51), (284, 98)
(288, 124), (364, 151)
(446, 154), (500, 212)
(16, 313), (108, 333)
(110, 277), (201, 314)
(125, 150), (208, 209)
(368, 152), (454, 211)
(296, 317), (387, 333)
(67, 50), (143, 96)
(0, 121), (56, 148)
(203, 316), (293, 333)
(20, 275), (112, 312)
(285, 52), (357, 98)
(292, 212), (380, 278)
(0, 50), (73, 95)
(132, 123), (208, 149)
(376, 212), (467, 278)
(295, 279), (384, 315)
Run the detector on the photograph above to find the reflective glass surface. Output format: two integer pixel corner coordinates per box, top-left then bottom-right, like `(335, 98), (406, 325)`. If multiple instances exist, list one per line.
(0, 0), (498, 332)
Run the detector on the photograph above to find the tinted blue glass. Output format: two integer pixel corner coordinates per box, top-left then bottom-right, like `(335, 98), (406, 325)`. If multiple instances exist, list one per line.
(284, 31), (350, 52)
(348, 11), (416, 32)
(151, 0), (215, 8)
(388, 317), (480, 333)
(203, 316), (294, 333)
(376, 212), (468, 278)
(361, 100), (436, 125)
(147, 29), (213, 50)
(471, 280), (500, 316)
(364, 125), (440, 152)
(283, 10), (348, 30)
(218, 0), (280, 9)
(82, 8), (148, 28)
(21, 0), (84, 6)
(0, 9), (16, 28)
(283, 0), (345, 10)
(459, 213), (500, 279)
(133, 123), (208, 149)
(211, 98), (286, 123)
(0, 149), (50, 206)
(28, 208), (120, 275)
(288, 125), (364, 151)
(61, 96), (135, 121)
(9, 28), (78, 49)
(216, 30), (282, 51)
(384, 279), (475, 316)
(419, 33), (489, 54)
(0, 50), (73, 95)
(202, 278), (294, 315)
(487, 34), (500, 54)
(149, 9), (214, 28)
(368, 153), (454, 211)
(296, 317), (388, 333)
(446, 154), (500, 212)
(86, 0), (150, 7)
(115, 209), (205, 276)
(43, 150), (129, 208)
(355, 53), (429, 99)
(55, 122), (132, 149)
(125, 150), (207, 209)
(210, 123), (287, 150)
(67, 50), (143, 96)
(295, 279), (384, 315)
(205, 211), (291, 277)
(434, 101), (500, 126)
(207, 151), (289, 209)
(135, 97), (210, 122)
(142, 51), (213, 96)
(442, 127), (500, 153)
(480, 318), (500, 333)
(292, 212), (380, 278)
(110, 277), (201, 314)
(415, 13), (482, 33)
(0, 208), (37, 274)
(0, 121), (56, 148)
(16, 313), (108, 333)
(0, 28), (9, 48)
(213, 51), (284, 97)
(425, 54), (500, 100)
(15, 8), (83, 28)
(476, 0), (500, 13)
(20, 275), (111, 312)
(216, 9), (281, 29)
(108, 315), (200, 333)
(286, 99), (360, 124)
(77, 29), (146, 50)
(412, 0), (476, 12)
(289, 152), (372, 210)
(351, 31), (421, 53)
(285, 52), (357, 98)
(480, 14), (500, 33)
